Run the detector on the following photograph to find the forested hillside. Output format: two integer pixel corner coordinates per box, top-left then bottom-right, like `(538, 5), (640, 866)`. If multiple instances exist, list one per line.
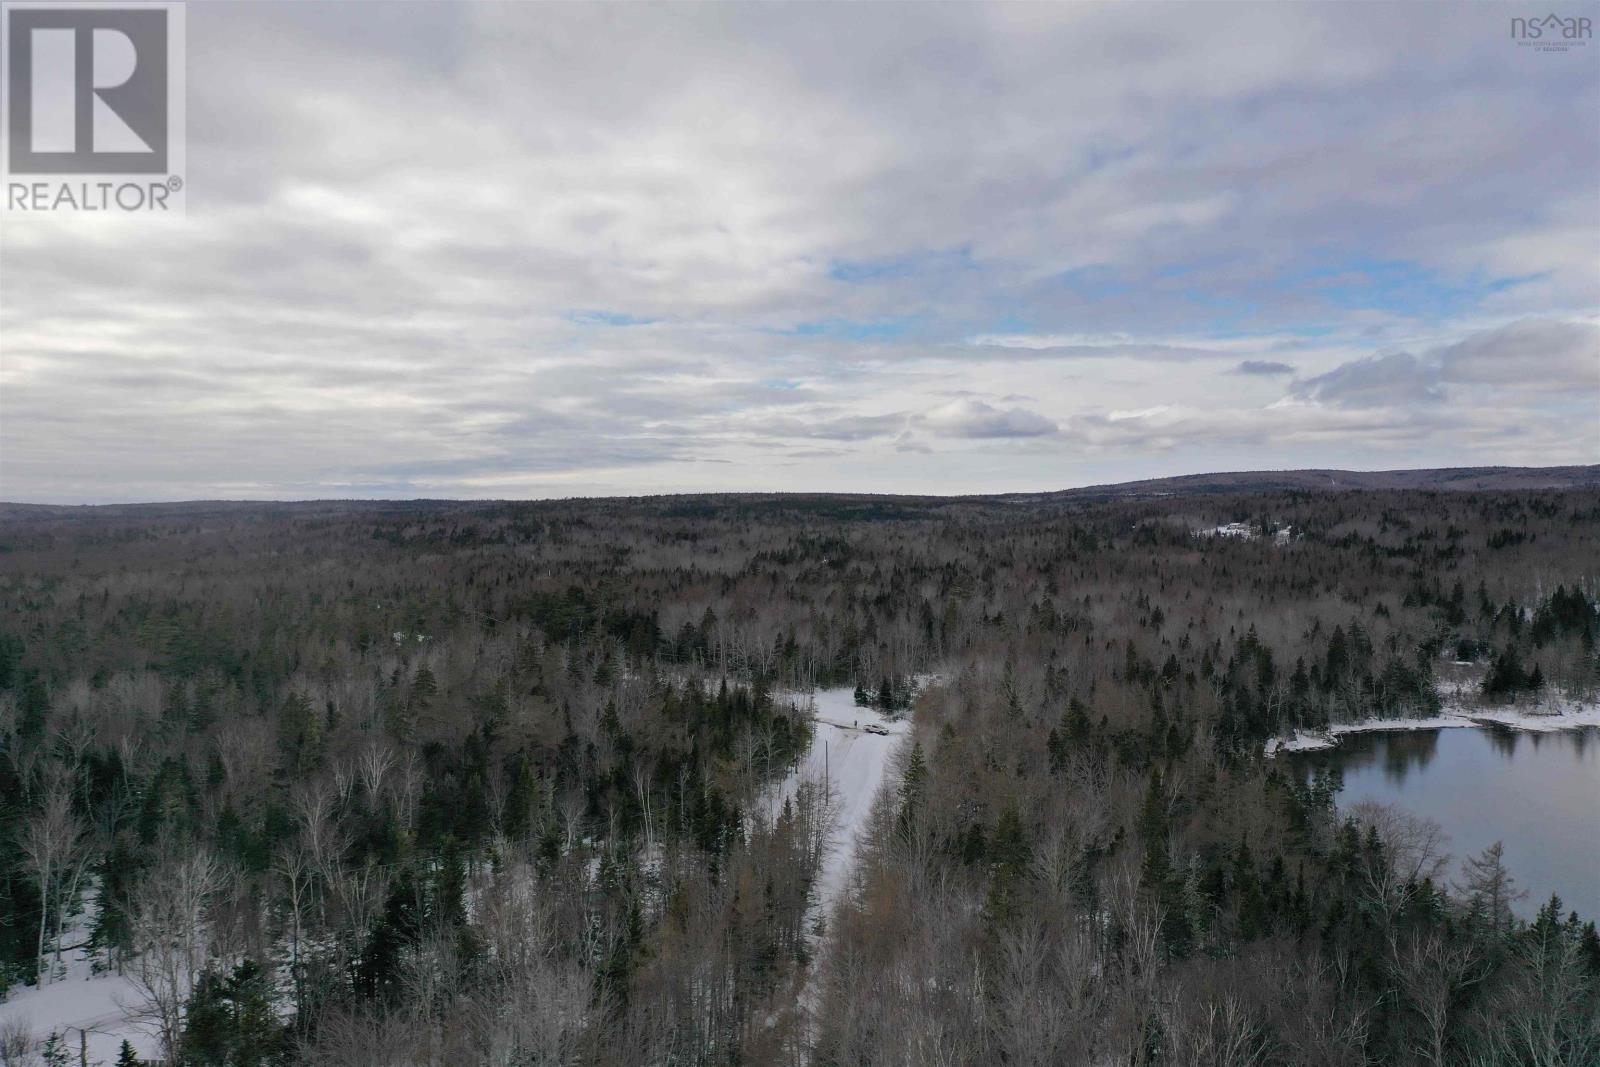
(0, 489), (1596, 1066)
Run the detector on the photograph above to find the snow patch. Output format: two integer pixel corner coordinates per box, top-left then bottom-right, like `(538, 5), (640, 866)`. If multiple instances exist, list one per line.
(769, 686), (913, 910)
(0, 885), (158, 1065)
(1265, 696), (1600, 757)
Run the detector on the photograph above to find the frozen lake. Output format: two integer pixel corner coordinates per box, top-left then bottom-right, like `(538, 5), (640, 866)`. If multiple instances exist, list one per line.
(1290, 726), (1600, 919)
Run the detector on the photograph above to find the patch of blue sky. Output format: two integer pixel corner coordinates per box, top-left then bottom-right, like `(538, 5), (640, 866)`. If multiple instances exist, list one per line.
(777, 316), (922, 341)
(1172, 290), (1257, 335)
(566, 310), (656, 327)
(1280, 257), (1543, 320)
(1044, 264), (1131, 299)
(1083, 141), (1141, 171)
(829, 258), (913, 283)
(827, 247), (975, 284)
(982, 314), (1037, 334)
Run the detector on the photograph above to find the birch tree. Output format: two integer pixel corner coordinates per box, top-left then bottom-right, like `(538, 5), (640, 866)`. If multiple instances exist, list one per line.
(127, 847), (224, 1061)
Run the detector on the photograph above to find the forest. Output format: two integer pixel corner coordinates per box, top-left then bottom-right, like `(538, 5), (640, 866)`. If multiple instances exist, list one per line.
(0, 488), (1596, 1066)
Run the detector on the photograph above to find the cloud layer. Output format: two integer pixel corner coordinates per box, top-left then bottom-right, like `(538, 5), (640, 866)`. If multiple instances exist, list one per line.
(1, 3), (1596, 501)
(1292, 319), (1600, 407)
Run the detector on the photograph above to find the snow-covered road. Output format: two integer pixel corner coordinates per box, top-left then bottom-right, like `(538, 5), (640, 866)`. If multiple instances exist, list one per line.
(770, 686), (913, 914)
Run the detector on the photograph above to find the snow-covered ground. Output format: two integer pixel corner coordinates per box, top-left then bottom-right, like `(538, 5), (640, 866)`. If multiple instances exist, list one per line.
(1265, 695), (1600, 756)
(0, 889), (157, 1065)
(764, 682), (925, 1045)
(769, 686), (914, 910)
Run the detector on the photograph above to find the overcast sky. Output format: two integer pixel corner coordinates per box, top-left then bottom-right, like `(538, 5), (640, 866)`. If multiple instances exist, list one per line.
(3, 1), (1597, 503)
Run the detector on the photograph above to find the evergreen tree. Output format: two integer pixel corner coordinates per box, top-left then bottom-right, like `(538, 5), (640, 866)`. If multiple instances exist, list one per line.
(896, 742), (927, 839)
(1457, 840), (1525, 944)
(277, 693), (323, 773)
(1483, 648), (1541, 698)
(41, 1032), (70, 1067)
(180, 960), (285, 1067)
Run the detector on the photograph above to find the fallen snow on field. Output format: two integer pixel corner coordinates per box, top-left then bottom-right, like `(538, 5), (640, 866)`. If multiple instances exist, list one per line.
(771, 686), (913, 910)
(0, 970), (152, 1065)
(1264, 696), (1600, 756)
(0, 890), (157, 1065)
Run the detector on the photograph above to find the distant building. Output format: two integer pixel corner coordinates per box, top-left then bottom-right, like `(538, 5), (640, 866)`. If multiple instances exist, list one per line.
(1197, 521), (1294, 544)
(1208, 522), (1256, 539)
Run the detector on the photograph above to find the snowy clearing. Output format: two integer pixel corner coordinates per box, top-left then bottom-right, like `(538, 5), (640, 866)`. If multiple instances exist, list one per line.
(769, 685), (914, 910)
(0, 890), (158, 1065)
(765, 681), (930, 1046)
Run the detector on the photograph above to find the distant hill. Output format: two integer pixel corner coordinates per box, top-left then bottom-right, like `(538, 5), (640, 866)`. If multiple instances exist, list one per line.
(2, 466), (1596, 521)
(1032, 465), (1600, 500)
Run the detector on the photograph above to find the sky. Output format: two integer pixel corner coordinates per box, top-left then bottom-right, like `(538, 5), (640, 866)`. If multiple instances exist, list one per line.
(2, 1), (1597, 503)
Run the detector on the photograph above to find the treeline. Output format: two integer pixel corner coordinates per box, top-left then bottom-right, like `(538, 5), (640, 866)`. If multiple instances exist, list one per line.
(0, 487), (1595, 1065)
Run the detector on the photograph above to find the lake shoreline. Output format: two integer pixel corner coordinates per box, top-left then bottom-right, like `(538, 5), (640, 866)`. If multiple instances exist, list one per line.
(1284, 724), (1600, 920)
(1264, 697), (1600, 757)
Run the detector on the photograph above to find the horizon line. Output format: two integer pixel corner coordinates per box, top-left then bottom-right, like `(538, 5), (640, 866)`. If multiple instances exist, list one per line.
(4, 462), (1597, 509)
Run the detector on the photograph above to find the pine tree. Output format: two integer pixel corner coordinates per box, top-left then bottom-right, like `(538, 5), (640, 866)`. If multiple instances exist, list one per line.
(990, 805), (1030, 876)
(18, 670), (48, 742)
(896, 742), (927, 839)
(41, 1033), (70, 1067)
(1064, 697), (1091, 744)
(181, 960), (285, 1067)
(983, 804), (1032, 932)
(1483, 648), (1535, 698)
(1457, 841), (1525, 943)
(1233, 840), (1266, 940)
(277, 693), (322, 772)
(1530, 894), (1566, 954)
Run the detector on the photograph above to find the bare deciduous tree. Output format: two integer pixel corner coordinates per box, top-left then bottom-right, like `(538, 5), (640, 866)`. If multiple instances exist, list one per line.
(126, 847), (224, 1061)
(19, 777), (89, 984)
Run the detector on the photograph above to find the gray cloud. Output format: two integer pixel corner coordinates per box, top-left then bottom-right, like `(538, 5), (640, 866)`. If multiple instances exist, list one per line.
(920, 400), (1058, 439)
(1291, 352), (1444, 408)
(758, 414), (907, 441)
(1433, 318), (1598, 387)
(1291, 318), (1598, 408)
(1236, 360), (1296, 376)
